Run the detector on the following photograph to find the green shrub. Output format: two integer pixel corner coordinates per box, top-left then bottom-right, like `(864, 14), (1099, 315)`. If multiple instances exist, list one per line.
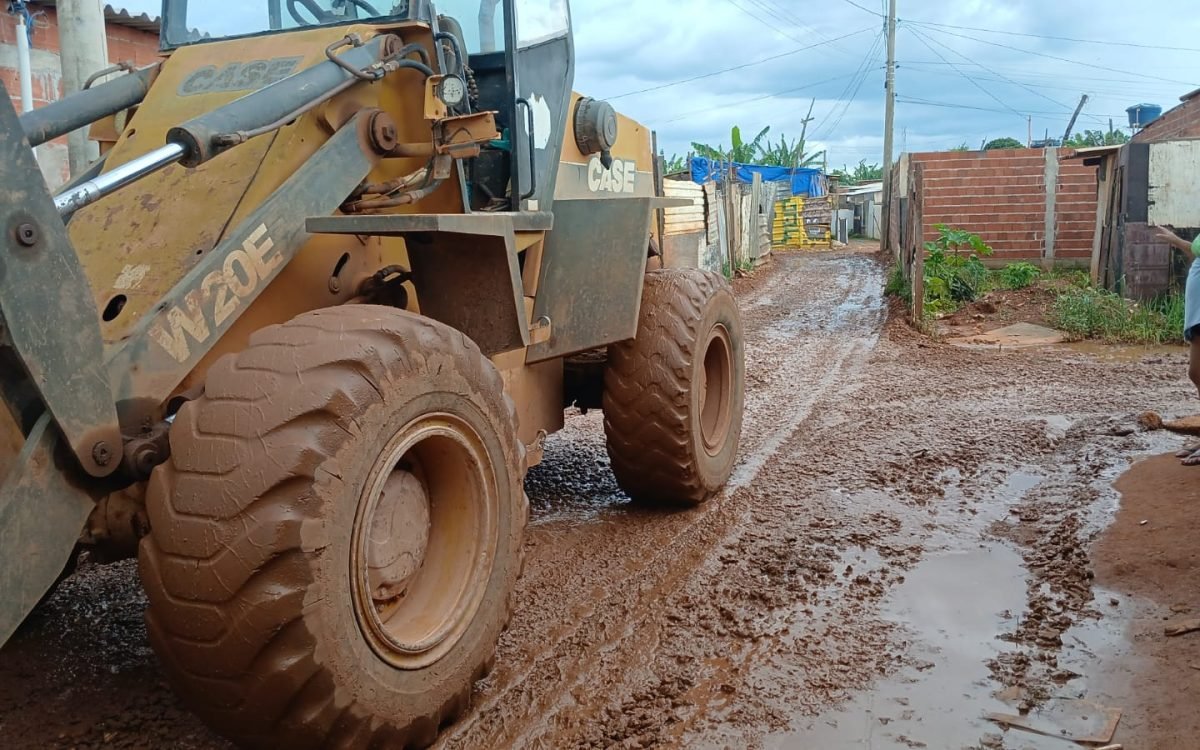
(922, 224), (994, 317)
(999, 262), (1040, 290)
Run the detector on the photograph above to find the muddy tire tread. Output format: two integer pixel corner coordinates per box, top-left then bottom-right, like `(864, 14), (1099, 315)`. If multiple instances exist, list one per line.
(603, 269), (736, 505)
(139, 305), (525, 750)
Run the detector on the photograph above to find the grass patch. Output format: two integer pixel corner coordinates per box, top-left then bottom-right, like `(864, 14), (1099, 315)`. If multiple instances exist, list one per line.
(885, 265), (912, 304)
(1052, 287), (1185, 344)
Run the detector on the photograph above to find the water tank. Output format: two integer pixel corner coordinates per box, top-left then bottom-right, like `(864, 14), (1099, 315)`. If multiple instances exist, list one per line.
(1127, 103), (1163, 129)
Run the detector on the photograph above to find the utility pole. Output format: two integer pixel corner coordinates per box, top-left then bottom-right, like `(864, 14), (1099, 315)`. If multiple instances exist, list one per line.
(880, 0), (897, 253)
(1062, 94), (1089, 145)
(1027, 116), (1032, 147)
(57, 0), (110, 177)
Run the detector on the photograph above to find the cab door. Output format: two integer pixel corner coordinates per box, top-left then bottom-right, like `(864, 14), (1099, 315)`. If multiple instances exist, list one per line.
(510, 0), (574, 212)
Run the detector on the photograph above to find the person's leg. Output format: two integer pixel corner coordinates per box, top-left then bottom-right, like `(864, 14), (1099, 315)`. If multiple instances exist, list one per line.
(1181, 330), (1200, 464)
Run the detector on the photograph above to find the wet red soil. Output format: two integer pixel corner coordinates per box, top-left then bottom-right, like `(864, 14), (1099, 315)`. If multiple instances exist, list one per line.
(2, 249), (1199, 749)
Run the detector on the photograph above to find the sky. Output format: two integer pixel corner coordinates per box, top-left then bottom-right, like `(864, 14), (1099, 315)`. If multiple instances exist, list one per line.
(117, 0), (1200, 170)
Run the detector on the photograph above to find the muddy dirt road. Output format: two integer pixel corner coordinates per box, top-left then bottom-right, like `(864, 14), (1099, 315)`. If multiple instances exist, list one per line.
(2, 249), (1198, 749)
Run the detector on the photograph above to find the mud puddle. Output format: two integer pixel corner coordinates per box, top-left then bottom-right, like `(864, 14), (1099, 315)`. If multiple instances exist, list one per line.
(1055, 341), (1185, 363)
(784, 546), (1042, 749)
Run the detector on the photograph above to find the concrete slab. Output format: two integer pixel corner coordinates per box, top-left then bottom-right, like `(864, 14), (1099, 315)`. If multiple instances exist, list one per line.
(946, 322), (1066, 350)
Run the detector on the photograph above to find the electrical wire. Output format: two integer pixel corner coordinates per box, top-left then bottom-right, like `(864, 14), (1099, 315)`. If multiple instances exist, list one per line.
(745, 0), (862, 57)
(904, 18), (1200, 54)
(720, 0), (860, 59)
(896, 95), (1125, 119)
(653, 71), (862, 125)
(838, 0), (883, 16)
(913, 25), (1199, 87)
(900, 64), (1181, 105)
(604, 27), (874, 101)
(812, 29), (886, 139)
(907, 25), (1074, 115)
(901, 24), (1024, 118)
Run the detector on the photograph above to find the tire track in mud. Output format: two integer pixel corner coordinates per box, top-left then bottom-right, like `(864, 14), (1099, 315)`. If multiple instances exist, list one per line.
(438, 253), (886, 749)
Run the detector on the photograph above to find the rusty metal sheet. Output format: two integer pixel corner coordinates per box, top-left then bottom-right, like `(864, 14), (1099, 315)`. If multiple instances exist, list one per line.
(0, 89), (121, 478)
(527, 197), (654, 362)
(103, 112), (377, 415)
(0, 414), (95, 648)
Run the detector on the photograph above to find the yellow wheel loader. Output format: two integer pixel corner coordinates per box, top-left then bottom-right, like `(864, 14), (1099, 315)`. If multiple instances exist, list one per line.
(0, 1), (745, 746)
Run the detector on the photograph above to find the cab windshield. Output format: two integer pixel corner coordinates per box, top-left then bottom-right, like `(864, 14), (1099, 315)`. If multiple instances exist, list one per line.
(159, 1), (415, 46)
(159, 1), (559, 55)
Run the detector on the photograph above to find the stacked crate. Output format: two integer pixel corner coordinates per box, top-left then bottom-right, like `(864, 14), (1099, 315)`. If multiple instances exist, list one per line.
(772, 195), (832, 249)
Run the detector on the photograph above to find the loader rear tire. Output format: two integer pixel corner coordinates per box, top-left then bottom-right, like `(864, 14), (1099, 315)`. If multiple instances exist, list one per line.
(138, 306), (526, 749)
(603, 269), (745, 506)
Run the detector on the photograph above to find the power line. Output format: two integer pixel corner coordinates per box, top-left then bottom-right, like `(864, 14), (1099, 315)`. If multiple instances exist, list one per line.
(720, 0), (856, 58)
(904, 18), (1200, 53)
(813, 29), (886, 139)
(604, 27), (874, 101)
(914, 25), (1199, 87)
(896, 95), (1125, 119)
(901, 64), (1183, 100)
(654, 72), (862, 125)
(907, 25), (1072, 114)
(839, 0), (883, 16)
(902, 25), (1024, 117)
(897, 61), (1188, 90)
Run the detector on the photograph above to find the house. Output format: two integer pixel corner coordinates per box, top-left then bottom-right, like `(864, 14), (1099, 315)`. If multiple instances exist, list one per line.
(1, 2), (161, 188)
(839, 181), (883, 240)
(1064, 89), (1200, 299)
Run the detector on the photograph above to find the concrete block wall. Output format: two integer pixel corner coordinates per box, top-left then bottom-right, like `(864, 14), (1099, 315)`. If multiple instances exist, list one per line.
(0, 8), (159, 189)
(911, 148), (1098, 265)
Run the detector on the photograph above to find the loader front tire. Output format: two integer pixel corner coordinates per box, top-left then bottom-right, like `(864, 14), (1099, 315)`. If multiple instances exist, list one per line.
(603, 269), (745, 506)
(138, 306), (526, 749)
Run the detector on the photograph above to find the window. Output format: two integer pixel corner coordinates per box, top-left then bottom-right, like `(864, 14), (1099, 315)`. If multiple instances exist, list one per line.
(515, 0), (568, 48)
(434, 0), (508, 54)
(162, 0), (416, 47)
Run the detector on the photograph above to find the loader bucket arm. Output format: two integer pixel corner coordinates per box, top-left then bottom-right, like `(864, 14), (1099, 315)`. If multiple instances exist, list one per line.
(0, 88), (121, 478)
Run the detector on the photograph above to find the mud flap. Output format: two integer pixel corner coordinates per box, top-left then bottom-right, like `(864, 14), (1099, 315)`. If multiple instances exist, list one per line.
(0, 414), (93, 648)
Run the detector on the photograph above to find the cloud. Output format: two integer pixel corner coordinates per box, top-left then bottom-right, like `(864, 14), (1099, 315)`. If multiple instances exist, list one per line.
(113, 0), (1200, 166)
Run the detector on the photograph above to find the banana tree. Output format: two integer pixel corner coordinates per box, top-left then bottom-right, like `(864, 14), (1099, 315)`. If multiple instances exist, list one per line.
(691, 125), (771, 164)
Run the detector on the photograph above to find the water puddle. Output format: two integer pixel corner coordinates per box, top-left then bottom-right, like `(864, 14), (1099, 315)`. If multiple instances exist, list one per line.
(776, 545), (1054, 749)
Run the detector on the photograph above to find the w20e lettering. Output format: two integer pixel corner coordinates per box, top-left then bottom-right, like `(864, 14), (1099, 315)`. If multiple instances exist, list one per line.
(150, 224), (281, 363)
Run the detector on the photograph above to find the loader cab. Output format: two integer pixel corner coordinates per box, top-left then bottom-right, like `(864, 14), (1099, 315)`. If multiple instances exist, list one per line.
(158, 0), (575, 213)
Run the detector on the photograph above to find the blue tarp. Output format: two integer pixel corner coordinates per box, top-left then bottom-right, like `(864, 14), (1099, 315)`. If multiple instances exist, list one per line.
(689, 157), (826, 197)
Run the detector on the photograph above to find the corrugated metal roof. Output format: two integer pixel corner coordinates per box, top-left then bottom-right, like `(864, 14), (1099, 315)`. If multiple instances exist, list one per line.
(32, 1), (162, 34)
(842, 181), (883, 196)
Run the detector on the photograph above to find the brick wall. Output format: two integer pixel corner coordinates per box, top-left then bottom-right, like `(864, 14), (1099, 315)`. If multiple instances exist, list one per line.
(1132, 92), (1200, 144)
(0, 7), (159, 188)
(909, 148), (1098, 265)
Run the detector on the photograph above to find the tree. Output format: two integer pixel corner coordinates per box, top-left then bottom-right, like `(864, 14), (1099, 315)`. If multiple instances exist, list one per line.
(984, 137), (1025, 150)
(691, 125), (771, 164)
(835, 160), (882, 184)
(1065, 128), (1130, 148)
(691, 100), (827, 168)
(949, 143), (971, 152)
(662, 153), (687, 174)
(758, 134), (825, 168)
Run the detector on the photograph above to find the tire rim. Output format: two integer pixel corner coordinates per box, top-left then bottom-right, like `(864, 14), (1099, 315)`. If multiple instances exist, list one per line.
(352, 413), (499, 670)
(698, 323), (734, 457)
